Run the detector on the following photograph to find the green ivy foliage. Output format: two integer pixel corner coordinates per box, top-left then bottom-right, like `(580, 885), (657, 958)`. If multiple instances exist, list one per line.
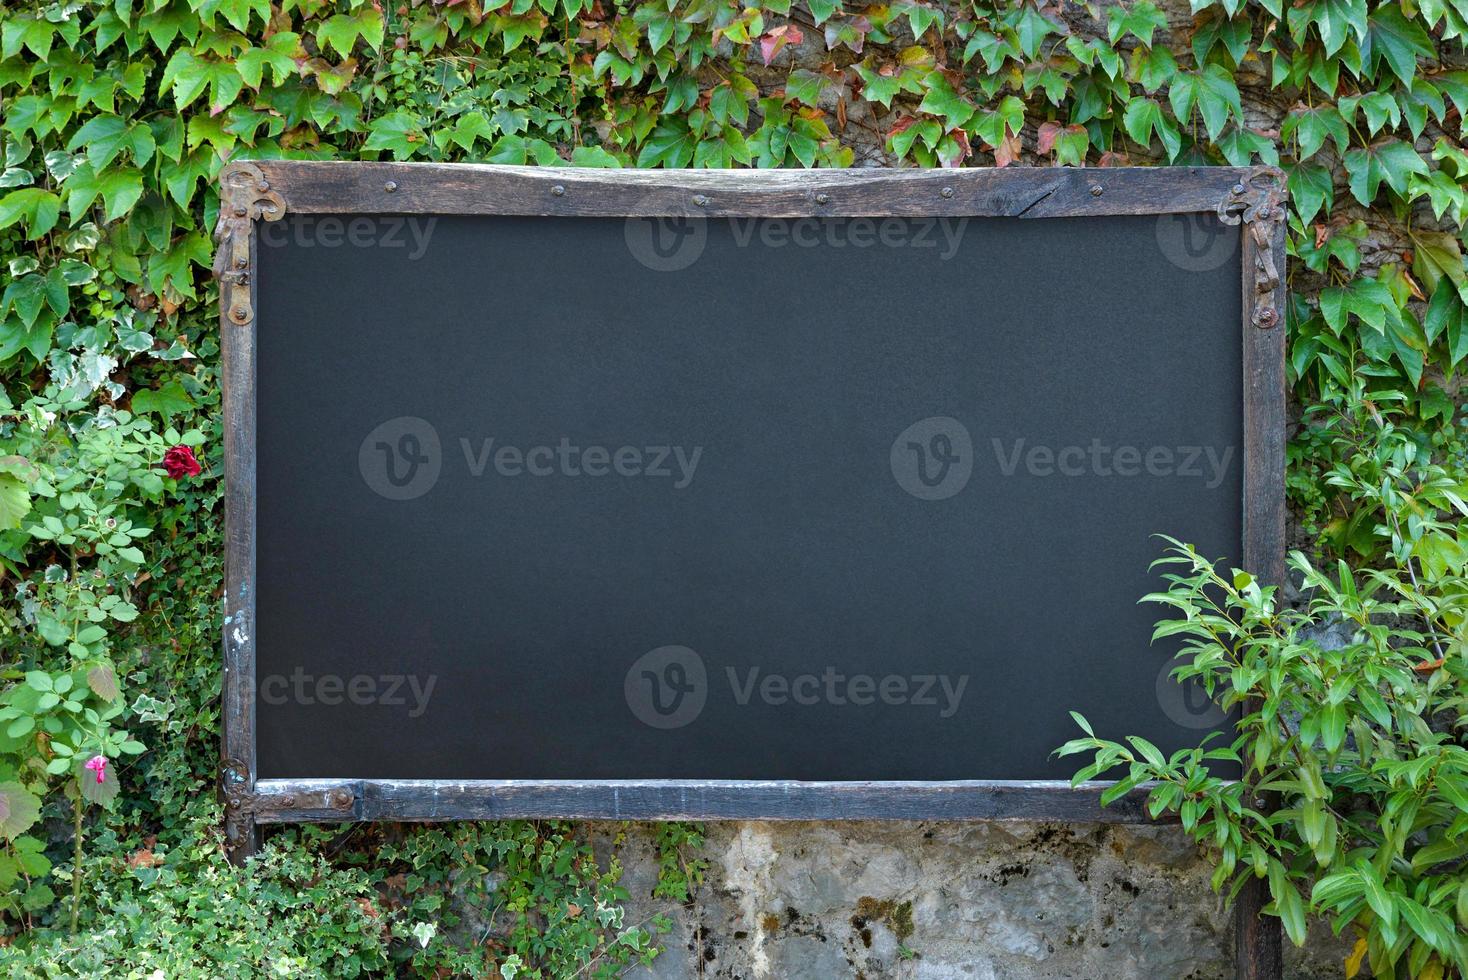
(0, 0), (1465, 973)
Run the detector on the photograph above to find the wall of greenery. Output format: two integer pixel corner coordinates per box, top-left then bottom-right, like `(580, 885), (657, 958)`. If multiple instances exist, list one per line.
(0, 0), (1464, 973)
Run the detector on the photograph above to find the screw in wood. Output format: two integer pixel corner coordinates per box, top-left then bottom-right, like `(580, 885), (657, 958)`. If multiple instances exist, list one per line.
(940, 187), (954, 199)
(230, 307), (249, 323)
(551, 185), (565, 196)
(1089, 184), (1104, 197)
(815, 192), (829, 205)
(692, 194), (709, 207)
(1253, 307), (1279, 329)
(384, 180), (398, 192)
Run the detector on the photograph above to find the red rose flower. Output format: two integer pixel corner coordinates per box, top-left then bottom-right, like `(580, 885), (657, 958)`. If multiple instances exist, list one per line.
(163, 445), (202, 480)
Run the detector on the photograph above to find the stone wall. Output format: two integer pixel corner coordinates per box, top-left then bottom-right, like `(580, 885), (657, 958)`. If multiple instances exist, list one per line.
(604, 822), (1349, 979)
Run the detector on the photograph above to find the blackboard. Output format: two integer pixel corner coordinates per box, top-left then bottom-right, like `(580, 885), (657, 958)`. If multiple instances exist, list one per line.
(217, 162), (1285, 853)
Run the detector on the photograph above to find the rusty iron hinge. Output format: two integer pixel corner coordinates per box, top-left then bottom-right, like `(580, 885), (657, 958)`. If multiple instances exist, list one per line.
(220, 759), (357, 860)
(213, 161), (286, 328)
(1218, 166), (1287, 330)
(219, 756), (256, 861)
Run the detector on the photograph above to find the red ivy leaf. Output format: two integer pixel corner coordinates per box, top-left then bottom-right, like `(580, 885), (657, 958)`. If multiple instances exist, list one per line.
(1037, 121), (1063, 155)
(758, 24), (803, 65)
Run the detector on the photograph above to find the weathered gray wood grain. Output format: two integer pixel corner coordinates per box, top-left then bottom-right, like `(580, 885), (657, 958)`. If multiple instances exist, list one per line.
(251, 779), (1167, 824)
(247, 161), (1254, 219)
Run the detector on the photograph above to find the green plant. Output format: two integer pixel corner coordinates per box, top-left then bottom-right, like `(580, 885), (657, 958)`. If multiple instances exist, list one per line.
(367, 821), (667, 978)
(0, 814), (395, 977)
(0, 389), (184, 927)
(1059, 393), (1468, 978)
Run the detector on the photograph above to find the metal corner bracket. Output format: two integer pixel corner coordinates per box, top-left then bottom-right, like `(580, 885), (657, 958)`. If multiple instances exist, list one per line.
(1218, 165), (1287, 330)
(219, 756), (255, 862)
(213, 161), (286, 328)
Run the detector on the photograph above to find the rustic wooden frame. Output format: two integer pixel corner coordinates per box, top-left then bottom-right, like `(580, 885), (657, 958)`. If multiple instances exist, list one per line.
(217, 161), (1286, 978)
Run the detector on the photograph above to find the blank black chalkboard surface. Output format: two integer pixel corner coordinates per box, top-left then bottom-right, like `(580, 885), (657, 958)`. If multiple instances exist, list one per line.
(217, 162), (1284, 854)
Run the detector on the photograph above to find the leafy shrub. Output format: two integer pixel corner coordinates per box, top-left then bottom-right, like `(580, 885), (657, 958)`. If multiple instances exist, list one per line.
(0, 816), (393, 978)
(1061, 388), (1468, 977)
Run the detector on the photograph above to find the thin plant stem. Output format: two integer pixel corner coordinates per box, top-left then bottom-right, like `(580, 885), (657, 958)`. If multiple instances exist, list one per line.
(70, 796), (82, 934)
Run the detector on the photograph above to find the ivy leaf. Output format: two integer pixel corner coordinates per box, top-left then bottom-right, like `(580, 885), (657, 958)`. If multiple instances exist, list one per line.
(1287, 0), (1368, 57)
(211, 0), (271, 33)
(64, 165), (143, 223)
(1284, 106), (1349, 160)
(660, 75), (699, 115)
(1411, 231), (1464, 295)
(1365, 6), (1432, 85)
(1438, 71), (1468, 121)
(1340, 91), (1400, 136)
(441, 113), (495, 153)
(1191, 11), (1251, 65)
(804, 0), (842, 25)
(237, 33), (302, 89)
(916, 75), (975, 129)
(485, 134), (527, 165)
(1168, 65), (1242, 140)
(66, 115), (155, 172)
(1108, 1), (1167, 47)
(1122, 97), (1181, 160)
(363, 111), (428, 160)
(317, 9), (384, 57)
(786, 69), (827, 107)
(0, 16), (56, 61)
(887, 116), (941, 159)
(1288, 161), (1335, 225)
(0, 274), (48, 327)
(1343, 140), (1429, 204)
(970, 95), (1024, 149)
(130, 380), (195, 419)
(757, 24), (802, 65)
(1011, 5), (1059, 59)
(1132, 45), (1178, 93)
(1217, 126), (1279, 167)
(636, 122), (696, 168)
(1319, 279), (1398, 334)
(569, 146), (621, 167)
(0, 188), (61, 239)
(159, 49), (242, 112)
(632, 6), (677, 53)
(1423, 277), (1463, 348)
(1052, 125), (1089, 166)
(146, 230), (211, 300)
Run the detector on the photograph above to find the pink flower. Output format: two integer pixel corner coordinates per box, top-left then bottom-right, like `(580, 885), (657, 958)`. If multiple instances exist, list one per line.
(163, 445), (202, 480)
(85, 755), (107, 784)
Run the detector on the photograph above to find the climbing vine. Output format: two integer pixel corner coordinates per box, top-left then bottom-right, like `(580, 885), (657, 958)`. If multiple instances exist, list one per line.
(0, 0), (1465, 972)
